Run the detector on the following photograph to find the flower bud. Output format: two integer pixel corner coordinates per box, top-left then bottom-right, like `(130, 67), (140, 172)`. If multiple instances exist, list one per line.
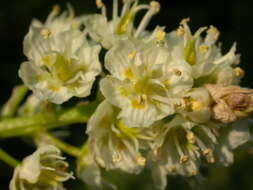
(206, 84), (253, 123)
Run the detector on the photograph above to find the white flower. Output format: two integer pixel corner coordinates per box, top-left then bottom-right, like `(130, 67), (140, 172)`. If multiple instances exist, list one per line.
(84, 0), (160, 48)
(10, 145), (73, 190)
(87, 101), (152, 173)
(100, 39), (193, 127)
(166, 19), (241, 86)
(19, 23), (101, 104)
(149, 115), (219, 189)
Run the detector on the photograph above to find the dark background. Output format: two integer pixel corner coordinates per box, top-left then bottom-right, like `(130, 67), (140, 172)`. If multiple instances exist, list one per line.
(1, 0), (253, 189)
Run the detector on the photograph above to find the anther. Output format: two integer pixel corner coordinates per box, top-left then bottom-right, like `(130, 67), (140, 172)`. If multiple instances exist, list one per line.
(186, 132), (195, 144)
(180, 155), (189, 164)
(40, 28), (51, 39)
(177, 26), (185, 36)
(234, 67), (245, 78)
(199, 44), (209, 54)
(136, 156), (146, 166)
(96, 0), (104, 8)
(112, 152), (122, 162)
(150, 1), (160, 14)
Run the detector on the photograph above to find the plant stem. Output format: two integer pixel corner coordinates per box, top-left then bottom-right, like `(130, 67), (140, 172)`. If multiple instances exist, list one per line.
(40, 133), (81, 157)
(0, 100), (99, 139)
(1, 85), (28, 118)
(0, 148), (19, 167)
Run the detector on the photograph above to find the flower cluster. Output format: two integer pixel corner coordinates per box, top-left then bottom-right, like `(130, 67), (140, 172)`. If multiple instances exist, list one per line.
(13, 0), (253, 190)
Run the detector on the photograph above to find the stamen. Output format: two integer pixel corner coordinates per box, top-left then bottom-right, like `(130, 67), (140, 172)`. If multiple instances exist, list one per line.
(136, 155), (146, 166)
(96, 0), (104, 8)
(40, 28), (51, 39)
(52, 5), (61, 15)
(180, 17), (190, 25)
(113, 0), (118, 22)
(199, 44), (209, 54)
(112, 152), (122, 162)
(186, 131), (195, 144)
(134, 1), (160, 37)
(234, 67), (245, 78)
(156, 30), (166, 42)
(180, 155), (189, 164)
(207, 25), (220, 40)
(177, 26), (185, 36)
(203, 148), (215, 163)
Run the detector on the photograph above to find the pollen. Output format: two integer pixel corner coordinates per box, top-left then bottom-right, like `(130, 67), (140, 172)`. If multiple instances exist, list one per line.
(177, 26), (185, 36)
(96, 0), (104, 8)
(199, 44), (209, 54)
(234, 67), (245, 78)
(40, 28), (51, 39)
(136, 156), (146, 166)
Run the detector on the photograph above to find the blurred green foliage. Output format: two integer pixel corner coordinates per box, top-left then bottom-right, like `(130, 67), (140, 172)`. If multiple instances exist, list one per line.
(1, 0), (253, 189)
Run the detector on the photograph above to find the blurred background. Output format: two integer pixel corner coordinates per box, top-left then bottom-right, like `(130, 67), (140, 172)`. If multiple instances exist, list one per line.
(1, 0), (253, 189)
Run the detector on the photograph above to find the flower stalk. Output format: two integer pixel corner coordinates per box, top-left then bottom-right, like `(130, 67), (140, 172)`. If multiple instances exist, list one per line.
(0, 100), (99, 138)
(0, 148), (20, 168)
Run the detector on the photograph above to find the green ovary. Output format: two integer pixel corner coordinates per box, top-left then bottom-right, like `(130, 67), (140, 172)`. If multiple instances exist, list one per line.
(42, 53), (86, 83)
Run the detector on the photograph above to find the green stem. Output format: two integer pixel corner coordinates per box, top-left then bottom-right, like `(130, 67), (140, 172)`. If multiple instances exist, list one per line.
(0, 100), (99, 139)
(0, 148), (20, 167)
(1, 85), (29, 118)
(40, 133), (81, 157)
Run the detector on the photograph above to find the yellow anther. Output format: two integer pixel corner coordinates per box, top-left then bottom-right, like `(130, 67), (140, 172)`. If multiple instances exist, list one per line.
(203, 149), (215, 163)
(150, 1), (160, 13)
(173, 69), (182, 76)
(112, 152), (122, 163)
(190, 170), (198, 176)
(52, 5), (61, 14)
(199, 44), (209, 54)
(234, 67), (245, 78)
(180, 18), (190, 25)
(156, 30), (166, 42)
(40, 28), (51, 39)
(180, 155), (189, 164)
(96, 0), (104, 8)
(136, 156), (146, 166)
(191, 100), (203, 111)
(128, 51), (137, 60)
(177, 26), (185, 36)
(186, 132), (195, 144)
(168, 166), (177, 172)
(183, 97), (203, 112)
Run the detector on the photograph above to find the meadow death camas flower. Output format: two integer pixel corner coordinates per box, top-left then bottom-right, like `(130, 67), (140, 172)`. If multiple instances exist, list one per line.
(10, 145), (73, 190)
(100, 38), (193, 127)
(19, 7), (101, 104)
